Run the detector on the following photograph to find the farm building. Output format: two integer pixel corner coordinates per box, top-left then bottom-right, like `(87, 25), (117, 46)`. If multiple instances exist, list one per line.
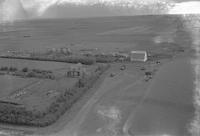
(130, 51), (148, 62)
(67, 63), (86, 78)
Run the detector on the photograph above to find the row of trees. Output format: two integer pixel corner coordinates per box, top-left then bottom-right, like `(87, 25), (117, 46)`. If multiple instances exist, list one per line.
(0, 66), (18, 72)
(0, 66), (55, 80)
(1, 54), (117, 66)
(0, 66), (52, 74)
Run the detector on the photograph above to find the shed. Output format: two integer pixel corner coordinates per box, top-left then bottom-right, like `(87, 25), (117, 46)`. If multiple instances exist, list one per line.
(67, 63), (86, 78)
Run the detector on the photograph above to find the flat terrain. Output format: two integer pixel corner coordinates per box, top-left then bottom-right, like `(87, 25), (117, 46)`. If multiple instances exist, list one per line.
(0, 15), (190, 53)
(0, 76), (37, 100)
(0, 15), (195, 136)
(0, 60), (93, 112)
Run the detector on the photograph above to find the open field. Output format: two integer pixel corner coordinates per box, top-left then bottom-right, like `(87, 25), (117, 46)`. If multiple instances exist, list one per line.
(0, 76), (37, 100)
(0, 57), (108, 127)
(0, 15), (190, 53)
(0, 63), (78, 111)
(16, 78), (78, 111)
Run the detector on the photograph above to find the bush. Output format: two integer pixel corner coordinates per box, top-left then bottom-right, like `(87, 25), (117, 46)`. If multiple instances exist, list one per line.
(0, 66), (8, 71)
(22, 67), (28, 72)
(27, 71), (35, 77)
(95, 56), (115, 63)
(145, 72), (152, 76)
(9, 67), (17, 72)
(64, 56), (96, 65)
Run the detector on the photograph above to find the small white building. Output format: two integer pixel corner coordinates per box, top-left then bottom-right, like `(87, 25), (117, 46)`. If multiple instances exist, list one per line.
(130, 51), (148, 62)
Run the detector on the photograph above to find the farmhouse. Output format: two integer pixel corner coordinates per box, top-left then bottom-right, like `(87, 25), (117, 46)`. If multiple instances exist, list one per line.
(67, 63), (86, 78)
(130, 51), (148, 62)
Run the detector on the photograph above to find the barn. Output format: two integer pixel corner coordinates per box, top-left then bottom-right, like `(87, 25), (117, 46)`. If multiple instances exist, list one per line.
(130, 51), (148, 62)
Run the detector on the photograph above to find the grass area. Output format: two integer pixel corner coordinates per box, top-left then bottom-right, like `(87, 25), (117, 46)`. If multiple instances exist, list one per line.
(0, 76), (37, 100)
(0, 62), (109, 127)
(21, 78), (78, 111)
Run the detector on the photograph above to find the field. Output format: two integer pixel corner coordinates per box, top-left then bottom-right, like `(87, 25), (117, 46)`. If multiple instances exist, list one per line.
(0, 53), (108, 127)
(0, 57), (109, 127)
(0, 15), (190, 54)
(0, 60), (78, 111)
(0, 76), (37, 100)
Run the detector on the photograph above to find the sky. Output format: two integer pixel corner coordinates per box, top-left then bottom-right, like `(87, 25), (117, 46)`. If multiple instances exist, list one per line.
(1, 0), (200, 22)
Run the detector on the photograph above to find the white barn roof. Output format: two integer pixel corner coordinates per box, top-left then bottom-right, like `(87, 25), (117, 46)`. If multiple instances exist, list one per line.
(130, 51), (147, 62)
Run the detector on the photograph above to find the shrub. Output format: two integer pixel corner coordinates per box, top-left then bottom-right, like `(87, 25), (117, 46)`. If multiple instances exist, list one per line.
(22, 67), (28, 72)
(9, 67), (17, 72)
(145, 72), (152, 76)
(0, 66), (8, 71)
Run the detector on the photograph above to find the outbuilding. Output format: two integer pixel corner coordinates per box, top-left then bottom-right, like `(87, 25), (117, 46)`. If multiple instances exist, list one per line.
(130, 51), (148, 62)
(67, 63), (86, 78)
